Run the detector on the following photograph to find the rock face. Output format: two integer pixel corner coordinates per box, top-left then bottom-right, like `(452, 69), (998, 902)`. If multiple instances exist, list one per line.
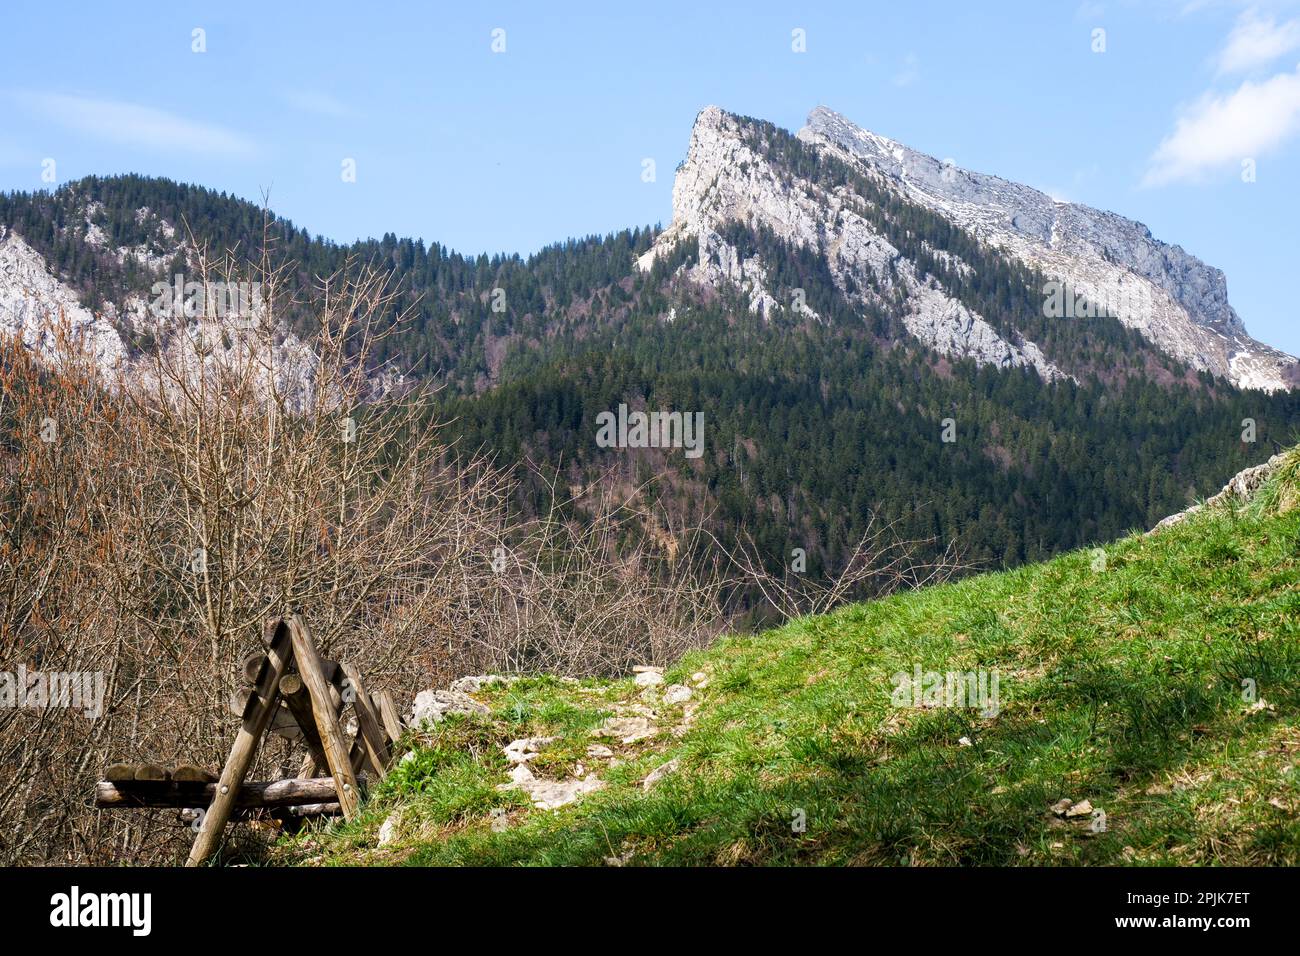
(641, 106), (1297, 392)
(804, 106), (1298, 392)
(0, 229), (126, 370)
(0, 210), (329, 408)
(1148, 451), (1289, 533)
(638, 107), (1066, 383)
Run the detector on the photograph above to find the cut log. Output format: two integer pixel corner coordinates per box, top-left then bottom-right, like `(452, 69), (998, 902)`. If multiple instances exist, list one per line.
(177, 802), (341, 826)
(97, 776), (341, 810)
(240, 650), (264, 687)
(187, 619), (295, 866)
(343, 664), (390, 775)
(373, 690), (405, 745)
(171, 764), (218, 784)
(286, 613), (360, 820)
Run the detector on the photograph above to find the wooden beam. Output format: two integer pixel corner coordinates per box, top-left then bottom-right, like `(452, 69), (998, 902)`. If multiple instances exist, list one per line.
(98, 776), (341, 809)
(177, 802), (341, 826)
(97, 776), (342, 809)
(343, 664), (390, 776)
(373, 690), (405, 746)
(286, 613), (360, 820)
(278, 672), (329, 772)
(186, 619), (294, 867)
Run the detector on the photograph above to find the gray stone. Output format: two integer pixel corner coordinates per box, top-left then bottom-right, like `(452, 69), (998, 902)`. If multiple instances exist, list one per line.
(594, 716), (657, 744)
(642, 758), (681, 790)
(503, 736), (556, 765)
(663, 684), (692, 705)
(450, 674), (517, 694)
(497, 762), (606, 810)
(410, 688), (489, 725)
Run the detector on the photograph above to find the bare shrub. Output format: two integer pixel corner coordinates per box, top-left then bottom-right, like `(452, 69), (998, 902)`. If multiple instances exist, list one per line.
(726, 511), (969, 621)
(0, 242), (728, 864)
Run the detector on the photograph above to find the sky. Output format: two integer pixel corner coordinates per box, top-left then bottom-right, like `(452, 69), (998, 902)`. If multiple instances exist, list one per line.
(2, 0), (1299, 353)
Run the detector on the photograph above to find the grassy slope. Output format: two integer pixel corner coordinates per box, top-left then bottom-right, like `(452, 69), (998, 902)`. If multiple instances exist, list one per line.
(276, 451), (1300, 867)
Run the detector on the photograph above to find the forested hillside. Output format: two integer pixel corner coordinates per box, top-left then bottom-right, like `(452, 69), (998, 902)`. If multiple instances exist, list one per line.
(4, 168), (1298, 599)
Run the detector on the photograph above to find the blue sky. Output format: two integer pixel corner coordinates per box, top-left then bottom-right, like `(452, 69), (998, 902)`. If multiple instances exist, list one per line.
(2, 0), (1299, 352)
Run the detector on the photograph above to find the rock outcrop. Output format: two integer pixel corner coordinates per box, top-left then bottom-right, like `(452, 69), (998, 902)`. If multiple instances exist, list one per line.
(800, 106), (1297, 392)
(640, 105), (1297, 392)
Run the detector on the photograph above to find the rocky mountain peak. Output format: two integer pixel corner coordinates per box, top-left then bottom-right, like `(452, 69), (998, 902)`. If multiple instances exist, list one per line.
(642, 105), (1296, 391)
(797, 107), (1296, 391)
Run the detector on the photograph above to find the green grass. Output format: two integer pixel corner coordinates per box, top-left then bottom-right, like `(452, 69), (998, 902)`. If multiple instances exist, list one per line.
(274, 450), (1300, 866)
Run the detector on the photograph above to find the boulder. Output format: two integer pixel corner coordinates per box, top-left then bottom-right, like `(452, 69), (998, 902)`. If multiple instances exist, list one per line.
(410, 688), (489, 725)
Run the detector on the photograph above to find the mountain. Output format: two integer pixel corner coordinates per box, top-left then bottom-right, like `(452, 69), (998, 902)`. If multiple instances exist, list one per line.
(3, 110), (1300, 586)
(642, 105), (1298, 392)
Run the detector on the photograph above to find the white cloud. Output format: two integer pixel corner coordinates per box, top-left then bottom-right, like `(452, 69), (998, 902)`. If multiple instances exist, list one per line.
(282, 90), (354, 118)
(1144, 64), (1300, 185)
(12, 92), (257, 157)
(1217, 8), (1300, 74)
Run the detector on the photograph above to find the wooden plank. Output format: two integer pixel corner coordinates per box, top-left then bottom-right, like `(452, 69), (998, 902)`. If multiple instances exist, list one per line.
(279, 672), (329, 771)
(186, 619), (294, 867)
(348, 734), (368, 776)
(373, 690), (405, 745)
(286, 613), (360, 820)
(177, 802), (341, 826)
(343, 664), (390, 776)
(98, 776), (341, 809)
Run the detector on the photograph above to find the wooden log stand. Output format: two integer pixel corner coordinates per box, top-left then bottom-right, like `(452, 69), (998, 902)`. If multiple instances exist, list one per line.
(91, 612), (408, 866)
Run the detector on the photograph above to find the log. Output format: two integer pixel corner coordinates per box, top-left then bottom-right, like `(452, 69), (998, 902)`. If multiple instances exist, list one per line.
(186, 619), (295, 866)
(240, 650), (264, 687)
(97, 776), (340, 810)
(373, 690), (405, 745)
(278, 673), (329, 772)
(176, 802), (341, 825)
(171, 764), (218, 784)
(343, 664), (390, 775)
(286, 613), (360, 820)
